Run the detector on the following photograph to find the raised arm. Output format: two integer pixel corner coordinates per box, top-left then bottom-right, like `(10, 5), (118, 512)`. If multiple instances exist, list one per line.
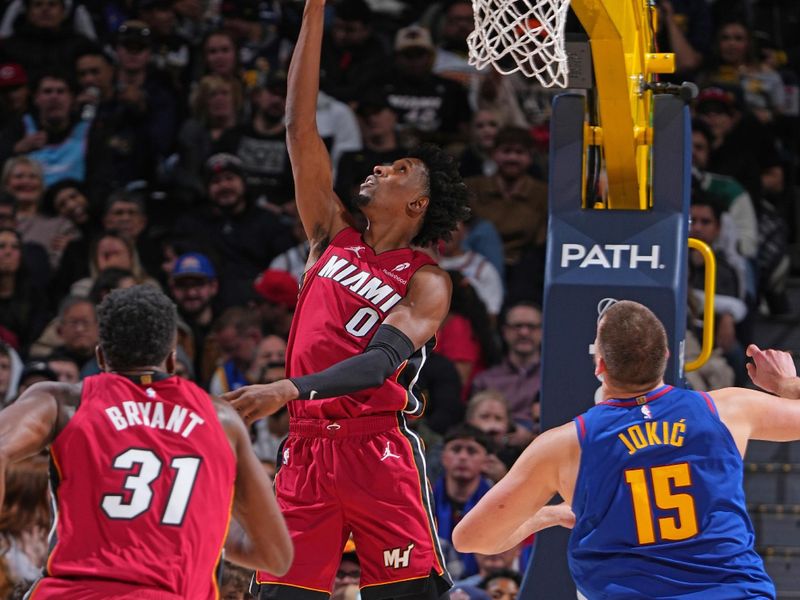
(223, 266), (452, 421)
(746, 344), (800, 398)
(0, 382), (77, 508)
(216, 400), (292, 574)
(287, 0), (349, 257)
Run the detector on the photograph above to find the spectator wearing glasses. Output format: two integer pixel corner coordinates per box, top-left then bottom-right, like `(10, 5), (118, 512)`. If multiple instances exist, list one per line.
(331, 547), (361, 600)
(471, 301), (542, 434)
(46, 296), (98, 370)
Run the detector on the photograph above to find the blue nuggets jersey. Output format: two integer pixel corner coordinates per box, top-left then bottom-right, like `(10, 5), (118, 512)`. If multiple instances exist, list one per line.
(569, 385), (775, 599)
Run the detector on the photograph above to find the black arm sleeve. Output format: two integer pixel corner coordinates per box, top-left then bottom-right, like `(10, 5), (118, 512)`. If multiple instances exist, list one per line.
(289, 324), (416, 400)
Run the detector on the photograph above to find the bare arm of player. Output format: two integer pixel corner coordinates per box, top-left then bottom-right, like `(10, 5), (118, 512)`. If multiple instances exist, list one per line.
(224, 267), (452, 422)
(453, 423), (580, 555)
(746, 344), (800, 398)
(381, 265), (452, 350)
(216, 400), (293, 575)
(713, 385), (800, 458)
(0, 382), (78, 508)
(287, 0), (349, 261)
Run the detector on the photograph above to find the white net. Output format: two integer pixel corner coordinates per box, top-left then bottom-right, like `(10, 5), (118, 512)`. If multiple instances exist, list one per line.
(467, 0), (571, 87)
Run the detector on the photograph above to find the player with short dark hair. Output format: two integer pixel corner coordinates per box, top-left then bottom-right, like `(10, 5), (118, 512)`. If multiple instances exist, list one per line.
(221, 0), (469, 598)
(0, 285), (292, 598)
(453, 300), (800, 598)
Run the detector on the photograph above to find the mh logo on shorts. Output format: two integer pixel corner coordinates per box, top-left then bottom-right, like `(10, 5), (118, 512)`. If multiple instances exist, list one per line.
(383, 543), (414, 569)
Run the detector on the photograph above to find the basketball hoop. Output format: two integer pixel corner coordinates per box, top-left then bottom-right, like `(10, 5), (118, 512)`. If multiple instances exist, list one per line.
(467, 0), (571, 87)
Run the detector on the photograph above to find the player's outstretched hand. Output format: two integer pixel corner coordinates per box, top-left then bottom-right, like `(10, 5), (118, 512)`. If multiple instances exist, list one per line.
(746, 344), (797, 396)
(222, 380), (300, 425)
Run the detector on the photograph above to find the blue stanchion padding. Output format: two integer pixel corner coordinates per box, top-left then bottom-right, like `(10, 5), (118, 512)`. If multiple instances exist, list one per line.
(520, 93), (692, 600)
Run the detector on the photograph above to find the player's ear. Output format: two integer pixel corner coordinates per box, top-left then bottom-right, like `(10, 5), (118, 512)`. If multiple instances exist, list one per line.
(407, 195), (429, 217)
(96, 345), (108, 372)
(165, 350), (177, 375)
(594, 355), (607, 378)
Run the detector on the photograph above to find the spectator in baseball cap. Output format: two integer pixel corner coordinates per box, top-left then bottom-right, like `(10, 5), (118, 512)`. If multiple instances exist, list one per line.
(205, 152), (244, 184)
(168, 252), (219, 382)
(395, 24), (436, 55)
(116, 20), (152, 51)
(252, 269), (297, 338)
(0, 63), (29, 129)
(0, 63), (27, 88)
(172, 252), (216, 279)
(695, 85), (743, 116)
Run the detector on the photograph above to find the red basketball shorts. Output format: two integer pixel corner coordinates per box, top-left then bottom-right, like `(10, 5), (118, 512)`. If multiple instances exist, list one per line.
(252, 414), (451, 600)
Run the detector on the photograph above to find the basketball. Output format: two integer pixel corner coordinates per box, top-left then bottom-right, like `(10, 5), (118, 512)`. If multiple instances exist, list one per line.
(515, 17), (550, 39)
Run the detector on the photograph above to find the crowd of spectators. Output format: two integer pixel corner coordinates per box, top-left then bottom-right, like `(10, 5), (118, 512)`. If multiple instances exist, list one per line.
(0, 0), (798, 597)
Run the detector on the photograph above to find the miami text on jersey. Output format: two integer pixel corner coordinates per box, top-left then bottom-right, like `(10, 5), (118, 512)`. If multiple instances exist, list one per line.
(317, 254), (403, 312)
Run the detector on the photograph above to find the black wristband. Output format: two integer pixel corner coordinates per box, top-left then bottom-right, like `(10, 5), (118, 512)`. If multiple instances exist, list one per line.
(290, 325), (415, 400)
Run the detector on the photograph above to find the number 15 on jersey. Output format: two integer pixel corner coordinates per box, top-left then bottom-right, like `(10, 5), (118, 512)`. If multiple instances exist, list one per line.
(624, 462), (699, 545)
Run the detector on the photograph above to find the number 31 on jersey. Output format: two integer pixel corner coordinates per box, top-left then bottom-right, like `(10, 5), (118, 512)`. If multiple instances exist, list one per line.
(101, 448), (201, 526)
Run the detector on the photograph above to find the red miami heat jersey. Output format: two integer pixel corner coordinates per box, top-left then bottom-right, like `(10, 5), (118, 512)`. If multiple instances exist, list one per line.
(30, 373), (236, 600)
(286, 227), (437, 420)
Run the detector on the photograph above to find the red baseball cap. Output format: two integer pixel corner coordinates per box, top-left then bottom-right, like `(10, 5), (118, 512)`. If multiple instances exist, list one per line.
(253, 269), (298, 309)
(0, 64), (27, 89)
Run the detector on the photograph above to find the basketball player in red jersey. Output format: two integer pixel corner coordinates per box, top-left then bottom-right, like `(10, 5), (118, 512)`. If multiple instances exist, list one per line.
(0, 286), (292, 599)
(221, 0), (470, 598)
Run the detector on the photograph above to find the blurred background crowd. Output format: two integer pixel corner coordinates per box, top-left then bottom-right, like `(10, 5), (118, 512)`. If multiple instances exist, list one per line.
(0, 0), (798, 597)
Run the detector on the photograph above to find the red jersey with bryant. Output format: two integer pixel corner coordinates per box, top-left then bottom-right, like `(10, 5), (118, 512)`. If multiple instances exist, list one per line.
(286, 227), (437, 420)
(29, 373), (236, 600)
